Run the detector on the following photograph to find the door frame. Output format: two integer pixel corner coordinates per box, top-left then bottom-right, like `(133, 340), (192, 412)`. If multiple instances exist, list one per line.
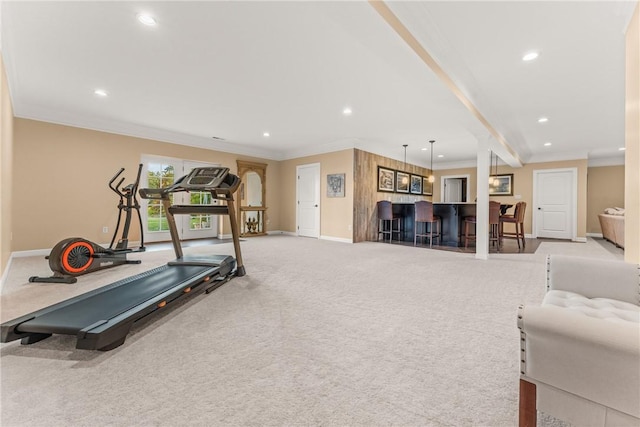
(532, 167), (578, 241)
(440, 174), (471, 203)
(296, 163), (321, 238)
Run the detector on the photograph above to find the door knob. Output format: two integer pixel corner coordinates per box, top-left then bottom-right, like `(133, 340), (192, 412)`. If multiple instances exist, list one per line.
(315, 204), (318, 207)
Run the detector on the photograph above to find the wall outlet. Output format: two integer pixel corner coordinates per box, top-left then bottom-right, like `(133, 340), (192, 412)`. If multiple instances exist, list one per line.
(102, 226), (109, 233)
(348, 225), (352, 231)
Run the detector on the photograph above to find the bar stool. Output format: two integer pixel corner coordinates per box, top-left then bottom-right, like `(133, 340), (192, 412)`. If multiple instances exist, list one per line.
(488, 201), (502, 251)
(464, 201), (502, 251)
(500, 201), (526, 249)
(377, 200), (402, 242)
(463, 215), (476, 249)
(414, 201), (441, 247)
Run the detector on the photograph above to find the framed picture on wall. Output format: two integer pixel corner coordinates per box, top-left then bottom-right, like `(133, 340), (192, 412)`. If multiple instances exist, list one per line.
(377, 166), (395, 192)
(423, 177), (433, 196)
(489, 173), (514, 196)
(327, 173), (345, 197)
(410, 175), (422, 195)
(396, 171), (410, 193)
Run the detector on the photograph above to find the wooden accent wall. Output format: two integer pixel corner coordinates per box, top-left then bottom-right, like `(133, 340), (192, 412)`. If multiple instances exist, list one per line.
(353, 149), (432, 242)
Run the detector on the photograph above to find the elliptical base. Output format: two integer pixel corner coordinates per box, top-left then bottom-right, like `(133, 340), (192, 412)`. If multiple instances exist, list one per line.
(29, 274), (77, 284)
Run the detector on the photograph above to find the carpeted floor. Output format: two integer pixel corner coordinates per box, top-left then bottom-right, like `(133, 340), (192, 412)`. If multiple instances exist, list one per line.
(0, 236), (624, 426)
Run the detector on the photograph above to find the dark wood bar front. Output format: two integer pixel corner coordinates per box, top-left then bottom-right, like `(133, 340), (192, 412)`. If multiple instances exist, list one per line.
(388, 202), (477, 247)
(391, 203), (416, 242)
(433, 203), (476, 246)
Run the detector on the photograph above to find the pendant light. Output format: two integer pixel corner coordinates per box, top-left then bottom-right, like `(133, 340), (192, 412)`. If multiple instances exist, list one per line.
(489, 151), (495, 185)
(489, 151), (499, 186)
(428, 140), (435, 183)
(401, 144), (409, 185)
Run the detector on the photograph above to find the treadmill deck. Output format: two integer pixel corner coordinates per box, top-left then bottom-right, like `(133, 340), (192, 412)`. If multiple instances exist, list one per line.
(1, 255), (235, 350)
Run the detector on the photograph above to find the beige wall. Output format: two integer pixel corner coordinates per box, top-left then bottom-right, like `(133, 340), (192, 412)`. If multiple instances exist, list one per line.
(279, 149), (354, 240)
(6, 117), (616, 253)
(431, 159), (589, 238)
(1, 54), (15, 275)
(12, 118), (281, 251)
(625, 2), (640, 263)
(587, 165), (625, 234)
(513, 160), (588, 238)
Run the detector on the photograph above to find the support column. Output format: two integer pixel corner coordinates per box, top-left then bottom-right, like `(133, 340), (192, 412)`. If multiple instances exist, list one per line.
(475, 137), (490, 259)
(625, 2), (640, 263)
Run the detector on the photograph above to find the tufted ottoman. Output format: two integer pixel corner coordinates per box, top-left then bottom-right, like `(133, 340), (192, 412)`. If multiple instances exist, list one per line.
(518, 255), (640, 427)
(542, 290), (639, 324)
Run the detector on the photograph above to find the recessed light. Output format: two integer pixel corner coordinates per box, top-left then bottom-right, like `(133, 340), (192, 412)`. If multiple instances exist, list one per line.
(544, 142), (552, 146)
(619, 147), (626, 151)
(522, 51), (539, 61)
(342, 107), (352, 116)
(263, 132), (270, 137)
(94, 89), (108, 97)
(437, 154), (444, 158)
(137, 14), (157, 26)
(538, 117), (548, 123)
(421, 148), (427, 151)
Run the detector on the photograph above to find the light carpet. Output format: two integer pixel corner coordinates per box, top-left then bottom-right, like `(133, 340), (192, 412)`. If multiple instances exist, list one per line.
(0, 236), (623, 426)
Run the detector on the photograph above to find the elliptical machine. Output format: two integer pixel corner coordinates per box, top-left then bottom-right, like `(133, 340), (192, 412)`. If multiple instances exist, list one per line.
(30, 164), (146, 284)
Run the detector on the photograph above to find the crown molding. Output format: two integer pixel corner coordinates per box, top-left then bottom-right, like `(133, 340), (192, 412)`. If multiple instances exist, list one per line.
(14, 108), (284, 161)
(587, 156), (625, 167)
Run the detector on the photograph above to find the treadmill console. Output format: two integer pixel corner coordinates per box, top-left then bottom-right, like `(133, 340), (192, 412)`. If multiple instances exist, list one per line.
(182, 167), (230, 189)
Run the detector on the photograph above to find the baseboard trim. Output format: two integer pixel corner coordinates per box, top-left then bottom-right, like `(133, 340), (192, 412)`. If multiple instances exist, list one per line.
(320, 235), (353, 244)
(586, 232), (603, 238)
(11, 248), (50, 258)
(528, 234), (588, 243)
(0, 255), (14, 288)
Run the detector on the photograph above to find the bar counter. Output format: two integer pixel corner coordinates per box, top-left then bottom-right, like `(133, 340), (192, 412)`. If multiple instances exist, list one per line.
(391, 202), (477, 247)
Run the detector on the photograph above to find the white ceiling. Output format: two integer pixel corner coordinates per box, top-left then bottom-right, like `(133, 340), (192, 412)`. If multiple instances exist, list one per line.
(1, 1), (635, 170)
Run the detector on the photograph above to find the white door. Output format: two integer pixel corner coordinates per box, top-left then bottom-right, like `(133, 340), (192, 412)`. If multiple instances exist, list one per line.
(533, 168), (576, 240)
(440, 175), (470, 203)
(444, 178), (463, 202)
(297, 163), (320, 238)
(141, 156), (219, 243)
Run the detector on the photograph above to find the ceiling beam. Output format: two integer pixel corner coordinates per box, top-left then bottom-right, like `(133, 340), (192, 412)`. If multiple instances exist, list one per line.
(369, 0), (523, 167)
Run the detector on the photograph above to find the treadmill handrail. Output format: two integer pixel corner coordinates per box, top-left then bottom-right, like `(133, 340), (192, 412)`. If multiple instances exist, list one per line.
(139, 168), (239, 201)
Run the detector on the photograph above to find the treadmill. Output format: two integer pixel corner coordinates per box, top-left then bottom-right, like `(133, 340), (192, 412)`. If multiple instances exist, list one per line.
(1, 166), (245, 351)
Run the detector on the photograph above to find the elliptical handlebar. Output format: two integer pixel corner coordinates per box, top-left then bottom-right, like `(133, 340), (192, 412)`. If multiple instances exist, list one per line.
(108, 164), (143, 197)
(108, 168), (126, 196)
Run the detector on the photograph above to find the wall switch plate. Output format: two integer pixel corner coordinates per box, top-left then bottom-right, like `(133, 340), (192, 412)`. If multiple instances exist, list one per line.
(514, 194), (522, 199)
(102, 226), (109, 233)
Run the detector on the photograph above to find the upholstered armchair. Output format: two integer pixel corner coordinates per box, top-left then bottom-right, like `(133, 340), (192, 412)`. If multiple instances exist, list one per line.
(518, 255), (639, 427)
